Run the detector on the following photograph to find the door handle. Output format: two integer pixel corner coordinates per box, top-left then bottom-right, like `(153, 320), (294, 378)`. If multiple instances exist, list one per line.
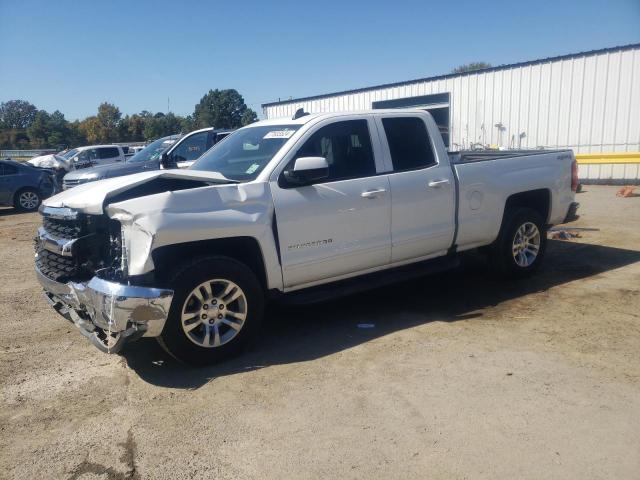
(428, 179), (450, 188)
(361, 188), (387, 199)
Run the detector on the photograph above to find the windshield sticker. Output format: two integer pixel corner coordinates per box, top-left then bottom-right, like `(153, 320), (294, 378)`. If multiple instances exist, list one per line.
(263, 129), (295, 139)
(246, 163), (260, 174)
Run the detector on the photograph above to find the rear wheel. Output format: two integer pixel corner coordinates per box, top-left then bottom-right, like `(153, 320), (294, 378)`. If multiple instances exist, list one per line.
(14, 188), (41, 211)
(158, 256), (264, 365)
(489, 207), (547, 278)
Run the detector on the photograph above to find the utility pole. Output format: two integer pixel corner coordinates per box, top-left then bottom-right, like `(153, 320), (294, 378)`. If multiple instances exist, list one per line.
(167, 97), (170, 113)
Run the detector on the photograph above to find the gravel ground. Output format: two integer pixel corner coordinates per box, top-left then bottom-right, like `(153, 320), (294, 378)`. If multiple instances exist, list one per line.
(1, 185), (639, 479)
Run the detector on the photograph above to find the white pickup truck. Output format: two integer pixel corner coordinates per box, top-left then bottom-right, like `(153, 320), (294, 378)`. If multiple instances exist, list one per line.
(34, 110), (579, 364)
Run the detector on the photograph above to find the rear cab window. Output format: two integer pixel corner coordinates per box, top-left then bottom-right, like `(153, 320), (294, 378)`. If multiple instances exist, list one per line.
(382, 117), (436, 171)
(99, 147), (120, 159)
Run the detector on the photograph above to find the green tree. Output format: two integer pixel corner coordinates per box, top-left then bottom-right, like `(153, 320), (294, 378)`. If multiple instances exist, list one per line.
(193, 89), (257, 129)
(0, 100), (38, 129)
(68, 120), (87, 147)
(119, 113), (150, 142)
(47, 110), (71, 148)
(0, 129), (31, 149)
(27, 110), (51, 148)
(142, 112), (184, 140)
(241, 109), (258, 126)
(96, 102), (121, 142)
(79, 116), (102, 144)
(451, 62), (492, 74)
(26, 109), (71, 148)
(179, 115), (195, 133)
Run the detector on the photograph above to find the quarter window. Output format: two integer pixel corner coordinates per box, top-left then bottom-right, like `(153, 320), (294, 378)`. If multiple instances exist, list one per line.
(288, 120), (376, 183)
(382, 117), (436, 171)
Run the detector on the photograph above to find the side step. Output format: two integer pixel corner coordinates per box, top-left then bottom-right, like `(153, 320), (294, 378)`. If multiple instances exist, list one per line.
(279, 255), (460, 306)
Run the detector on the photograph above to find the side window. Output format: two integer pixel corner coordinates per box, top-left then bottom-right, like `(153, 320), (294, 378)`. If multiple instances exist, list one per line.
(287, 120), (376, 183)
(99, 147), (119, 159)
(78, 149), (99, 161)
(382, 117), (436, 171)
(214, 132), (230, 145)
(172, 132), (209, 162)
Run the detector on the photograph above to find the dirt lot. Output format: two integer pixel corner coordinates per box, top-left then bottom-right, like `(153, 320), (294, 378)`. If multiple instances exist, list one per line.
(1, 185), (639, 479)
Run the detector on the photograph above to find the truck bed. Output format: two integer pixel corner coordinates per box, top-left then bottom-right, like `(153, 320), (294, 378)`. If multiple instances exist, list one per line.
(450, 149), (576, 251)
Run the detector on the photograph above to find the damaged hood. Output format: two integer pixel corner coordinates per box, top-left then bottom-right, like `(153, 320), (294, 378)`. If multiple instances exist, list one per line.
(28, 154), (71, 171)
(43, 169), (235, 215)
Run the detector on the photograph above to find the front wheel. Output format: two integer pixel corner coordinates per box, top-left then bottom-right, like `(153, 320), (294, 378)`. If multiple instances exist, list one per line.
(14, 188), (41, 211)
(158, 256), (264, 365)
(489, 207), (547, 278)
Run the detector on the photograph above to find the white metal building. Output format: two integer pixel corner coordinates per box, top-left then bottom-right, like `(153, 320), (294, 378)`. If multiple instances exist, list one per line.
(263, 44), (640, 183)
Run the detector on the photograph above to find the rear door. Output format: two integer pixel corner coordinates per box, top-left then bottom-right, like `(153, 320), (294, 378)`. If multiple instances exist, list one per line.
(376, 114), (456, 263)
(270, 118), (392, 289)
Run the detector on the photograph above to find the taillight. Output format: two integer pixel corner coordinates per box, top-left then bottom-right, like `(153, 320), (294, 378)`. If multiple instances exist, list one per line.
(571, 160), (578, 192)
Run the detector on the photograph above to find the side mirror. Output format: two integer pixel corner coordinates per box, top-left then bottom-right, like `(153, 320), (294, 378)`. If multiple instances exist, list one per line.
(284, 157), (329, 186)
(160, 151), (170, 169)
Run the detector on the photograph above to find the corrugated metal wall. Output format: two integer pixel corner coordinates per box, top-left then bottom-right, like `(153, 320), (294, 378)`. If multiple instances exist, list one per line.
(263, 45), (640, 184)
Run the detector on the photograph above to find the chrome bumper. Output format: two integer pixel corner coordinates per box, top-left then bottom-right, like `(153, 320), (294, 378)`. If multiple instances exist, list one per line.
(35, 265), (173, 346)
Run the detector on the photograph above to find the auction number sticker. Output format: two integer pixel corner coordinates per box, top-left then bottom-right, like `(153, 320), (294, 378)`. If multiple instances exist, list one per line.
(245, 163), (260, 174)
(263, 129), (295, 139)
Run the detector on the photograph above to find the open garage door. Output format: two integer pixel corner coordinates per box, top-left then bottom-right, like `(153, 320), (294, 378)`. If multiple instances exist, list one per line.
(372, 93), (450, 148)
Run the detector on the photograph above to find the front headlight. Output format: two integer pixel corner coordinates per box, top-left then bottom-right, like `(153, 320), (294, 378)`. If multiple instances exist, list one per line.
(81, 174), (101, 183)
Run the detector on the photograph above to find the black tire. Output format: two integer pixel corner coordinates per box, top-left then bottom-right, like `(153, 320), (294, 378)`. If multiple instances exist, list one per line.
(489, 207), (547, 278)
(14, 188), (41, 211)
(158, 256), (264, 365)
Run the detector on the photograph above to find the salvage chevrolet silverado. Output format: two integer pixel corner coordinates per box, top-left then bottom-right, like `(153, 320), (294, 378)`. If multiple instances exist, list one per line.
(34, 110), (579, 364)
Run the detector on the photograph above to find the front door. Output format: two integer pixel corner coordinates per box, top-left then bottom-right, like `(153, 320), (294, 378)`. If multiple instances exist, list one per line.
(271, 119), (391, 289)
(376, 114), (456, 263)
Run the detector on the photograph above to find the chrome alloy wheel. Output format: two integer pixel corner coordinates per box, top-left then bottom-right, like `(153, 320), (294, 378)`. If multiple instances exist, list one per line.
(181, 279), (248, 348)
(512, 222), (541, 267)
(19, 191), (39, 210)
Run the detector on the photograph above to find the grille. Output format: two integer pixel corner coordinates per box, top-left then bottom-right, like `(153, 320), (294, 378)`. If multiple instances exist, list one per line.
(42, 216), (82, 240)
(38, 213), (85, 281)
(35, 247), (78, 282)
(62, 178), (83, 190)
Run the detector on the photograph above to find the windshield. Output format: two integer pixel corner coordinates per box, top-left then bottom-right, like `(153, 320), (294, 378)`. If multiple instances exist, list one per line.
(191, 125), (300, 180)
(127, 136), (179, 163)
(60, 148), (79, 159)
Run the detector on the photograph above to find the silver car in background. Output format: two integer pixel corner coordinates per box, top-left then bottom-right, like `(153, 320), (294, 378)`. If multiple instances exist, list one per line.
(62, 135), (180, 190)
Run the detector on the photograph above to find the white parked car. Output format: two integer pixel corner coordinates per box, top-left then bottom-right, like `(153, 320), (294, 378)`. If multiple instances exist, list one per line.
(35, 110), (579, 364)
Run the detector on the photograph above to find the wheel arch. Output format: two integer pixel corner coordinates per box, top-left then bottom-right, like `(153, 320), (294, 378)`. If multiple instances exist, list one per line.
(502, 189), (551, 226)
(151, 236), (270, 291)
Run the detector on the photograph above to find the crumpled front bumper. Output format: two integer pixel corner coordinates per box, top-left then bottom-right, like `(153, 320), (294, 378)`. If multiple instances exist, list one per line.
(35, 265), (173, 352)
